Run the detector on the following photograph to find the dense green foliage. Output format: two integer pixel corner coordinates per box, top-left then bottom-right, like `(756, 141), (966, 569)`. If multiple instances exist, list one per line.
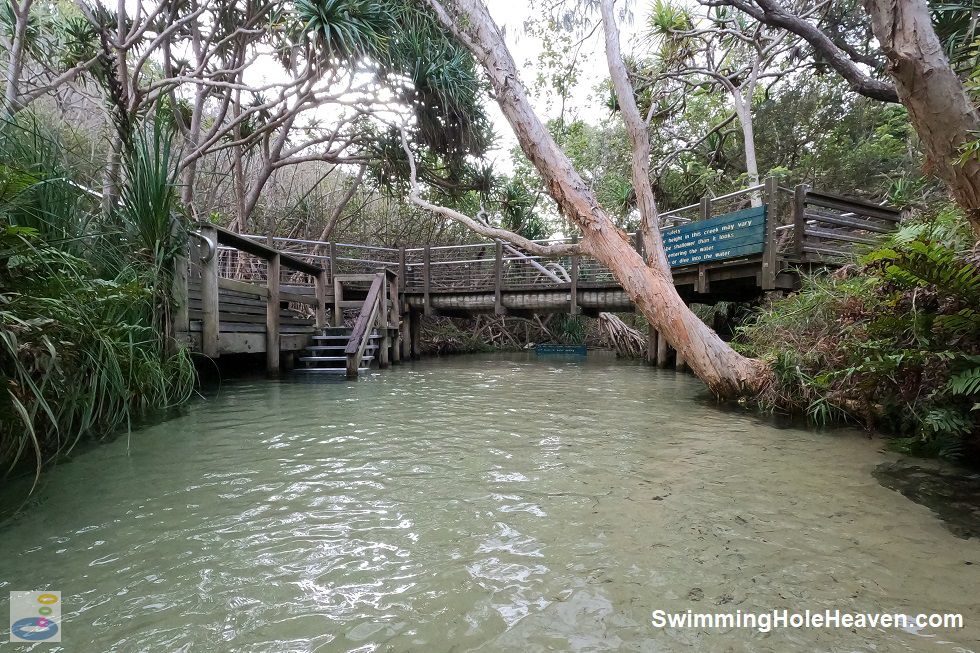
(0, 117), (194, 482)
(737, 209), (980, 461)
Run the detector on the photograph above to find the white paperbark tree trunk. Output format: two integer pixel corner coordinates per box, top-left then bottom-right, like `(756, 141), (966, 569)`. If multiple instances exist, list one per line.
(426, 0), (770, 398)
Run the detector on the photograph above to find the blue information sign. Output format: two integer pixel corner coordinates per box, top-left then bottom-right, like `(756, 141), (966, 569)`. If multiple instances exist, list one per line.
(662, 205), (767, 267)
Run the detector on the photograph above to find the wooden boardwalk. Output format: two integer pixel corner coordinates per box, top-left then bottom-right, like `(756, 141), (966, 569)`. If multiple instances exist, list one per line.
(176, 180), (901, 376)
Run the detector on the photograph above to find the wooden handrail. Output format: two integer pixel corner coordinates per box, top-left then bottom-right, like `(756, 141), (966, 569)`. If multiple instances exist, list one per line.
(345, 273), (384, 378)
(195, 222), (322, 275)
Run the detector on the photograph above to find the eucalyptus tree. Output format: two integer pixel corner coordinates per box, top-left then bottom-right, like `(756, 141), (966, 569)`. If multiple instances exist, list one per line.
(396, 0), (770, 397)
(642, 1), (803, 205)
(702, 0), (980, 236)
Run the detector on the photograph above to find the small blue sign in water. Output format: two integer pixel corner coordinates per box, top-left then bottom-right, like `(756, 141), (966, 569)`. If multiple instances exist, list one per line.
(535, 344), (587, 355)
(663, 205), (766, 267)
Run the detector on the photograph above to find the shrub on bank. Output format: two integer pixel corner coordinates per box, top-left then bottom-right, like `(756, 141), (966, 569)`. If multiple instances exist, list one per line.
(0, 116), (195, 482)
(737, 207), (980, 462)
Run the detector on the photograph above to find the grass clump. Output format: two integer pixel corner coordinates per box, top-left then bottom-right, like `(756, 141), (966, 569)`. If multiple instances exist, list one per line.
(737, 207), (980, 462)
(0, 115), (195, 484)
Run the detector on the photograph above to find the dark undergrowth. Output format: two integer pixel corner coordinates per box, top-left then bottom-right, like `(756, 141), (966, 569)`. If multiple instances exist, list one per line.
(737, 206), (980, 463)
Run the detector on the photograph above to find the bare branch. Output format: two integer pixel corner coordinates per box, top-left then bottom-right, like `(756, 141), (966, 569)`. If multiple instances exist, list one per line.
(399, 127), (581, 257)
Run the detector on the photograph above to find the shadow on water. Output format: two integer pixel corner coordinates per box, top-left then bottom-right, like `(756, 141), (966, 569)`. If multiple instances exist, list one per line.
(873, 461), (980, 540)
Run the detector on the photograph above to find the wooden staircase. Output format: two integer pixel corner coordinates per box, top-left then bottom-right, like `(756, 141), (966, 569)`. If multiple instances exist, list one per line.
(295, 270), (401, 378)
(296, 327), (380, 374)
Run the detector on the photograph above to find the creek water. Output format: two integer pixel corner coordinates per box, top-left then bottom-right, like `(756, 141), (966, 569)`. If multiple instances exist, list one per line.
(0, 353), (978, 652)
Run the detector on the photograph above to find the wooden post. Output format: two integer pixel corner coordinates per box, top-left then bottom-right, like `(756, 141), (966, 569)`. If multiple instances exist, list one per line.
(398, 247), (406, 292)
(696, 264), (709, 294)
(409, 309), (421, 358)
(569, 254), (579, 314)
(390, 273), (401, 363)
(266, 252), (281, 375)
(700, 196), (711, 221)
(379, 273), (390, 369)
(793, 184), (809, 260)
(676, 349), (687, 372)
(646, 328), (657, 365)
(315, 269), (327, 330)
(494, 241), (504, 315)
(656, 330), (669, 368)
(423, 245), (431, 316)
(332, 276), (343, 327)
(200, 225), (219, 358)
(173, 227), (189, 344)
(330, 241), (342, 327)
(761, 176), (779, 290)
(401, 307), (412, 359)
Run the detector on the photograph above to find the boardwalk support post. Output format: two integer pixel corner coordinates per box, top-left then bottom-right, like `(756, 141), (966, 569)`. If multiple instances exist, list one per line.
(409, 309), (421, 358)
(315, 269), (327, 329)
(761, 176), (779, 290)
(657, 330), (669, 368)
(390, 272), (401, 363)
(494, 241), (504, 315)
(793, 184), (809, 260)
(200, 224), (219, 358)
(570, 254), (579, 314)
(266, 252), (281, 375)
(401, 305), (411, 360)
(379, 274), (391, 369)
(423, 245), (432, 316)
(173, 226), (189, 348)
(398, 247), (406, 292)
(646, 328), (657, 365)
(330, 242), (342, 327)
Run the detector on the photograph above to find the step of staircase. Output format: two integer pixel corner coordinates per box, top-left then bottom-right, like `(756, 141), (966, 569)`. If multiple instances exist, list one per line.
(296, 316), (387, 377)
(299, 355), (375, 362)
(294, 367), (370, 374)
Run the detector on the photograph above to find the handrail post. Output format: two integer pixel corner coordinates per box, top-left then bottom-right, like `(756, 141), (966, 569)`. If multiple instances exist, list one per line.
(569, 254), (579, 315)
(390, 271), (401, 363)
(379, 273), (390, 368)
(200, 224), (219, 358)
(793, 184), (809, 260)
(174, 228), (189, 344)
(494, 241), (504, 316)
(266, 252), (281, 375)
(315, 268), (327, 329)
(398, 247), (406, 292)
(423, 245), (431, 316)
(699, 196), (711, 221)
(328, 241), (337, 283)
(761, 176), (779, 290)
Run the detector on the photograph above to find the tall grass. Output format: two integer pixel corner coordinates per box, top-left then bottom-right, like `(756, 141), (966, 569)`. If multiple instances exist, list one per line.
(0, 114), (196, 486)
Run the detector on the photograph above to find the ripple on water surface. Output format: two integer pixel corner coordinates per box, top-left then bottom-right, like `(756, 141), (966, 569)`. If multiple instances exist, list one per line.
(0, 353), (978, 652)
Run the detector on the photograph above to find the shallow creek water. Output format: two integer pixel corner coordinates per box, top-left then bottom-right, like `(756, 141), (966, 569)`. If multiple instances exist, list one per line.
(0, 353), (978, 652)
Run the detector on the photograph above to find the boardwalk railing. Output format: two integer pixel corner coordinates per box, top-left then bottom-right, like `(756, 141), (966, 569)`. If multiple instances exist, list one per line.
(180, 223), (328, 373)
(199, 178), (900, 316)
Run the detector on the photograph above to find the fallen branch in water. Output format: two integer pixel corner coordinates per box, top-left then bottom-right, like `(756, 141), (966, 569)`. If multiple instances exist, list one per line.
(597, 313), (646, 358)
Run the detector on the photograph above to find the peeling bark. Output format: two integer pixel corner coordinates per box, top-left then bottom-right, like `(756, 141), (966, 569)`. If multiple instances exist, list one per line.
(863, 0), (980, 236)
(426, 0), (770, 398)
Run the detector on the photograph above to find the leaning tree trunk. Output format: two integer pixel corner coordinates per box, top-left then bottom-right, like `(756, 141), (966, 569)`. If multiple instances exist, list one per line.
(863, 0), (980, 236)
(427, 0), (770, 398)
